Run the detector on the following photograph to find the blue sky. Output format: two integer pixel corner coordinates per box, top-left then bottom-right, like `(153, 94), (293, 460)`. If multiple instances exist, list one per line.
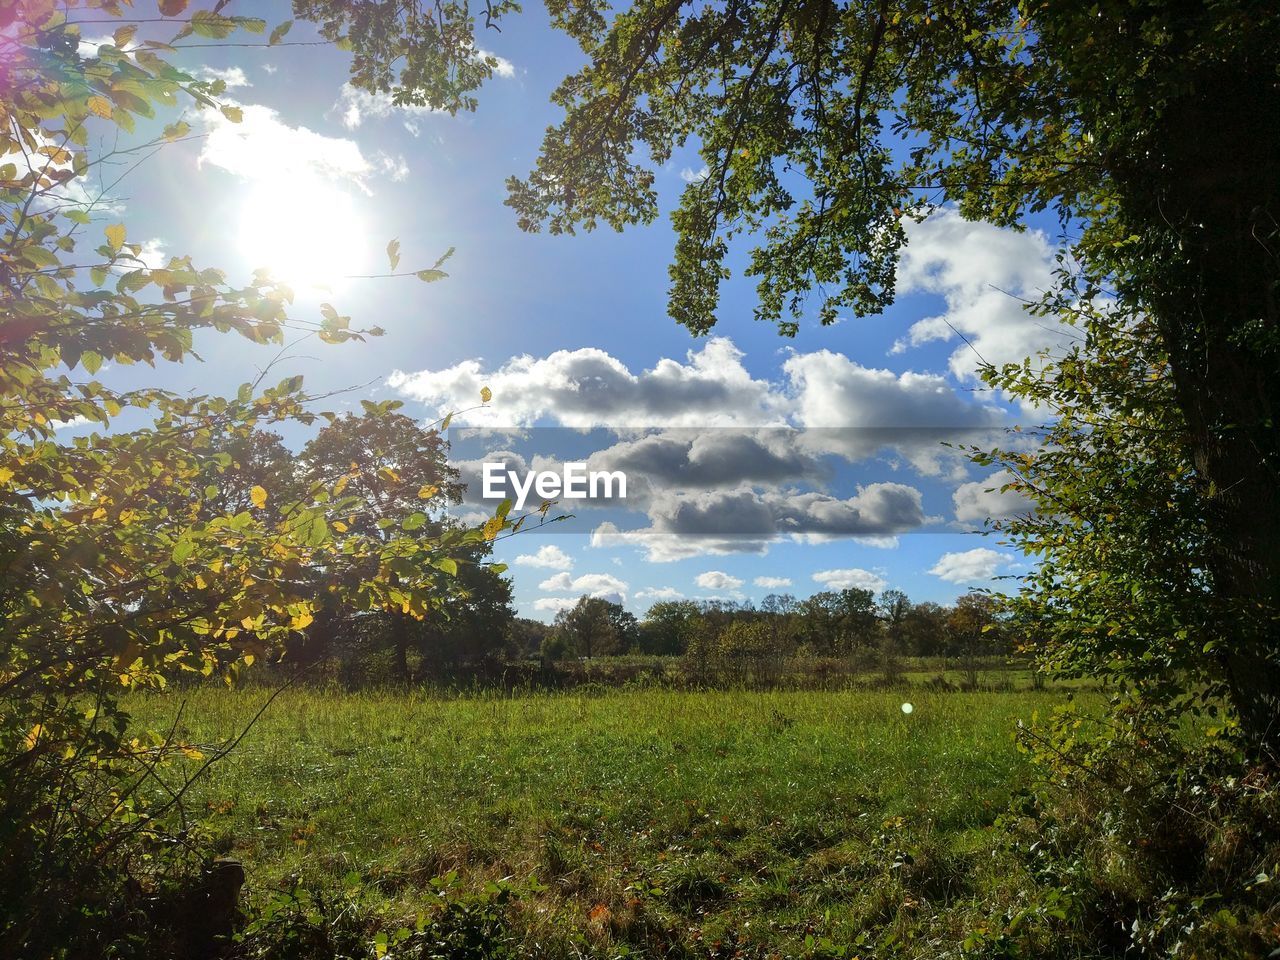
(77, 2), (1073, 620)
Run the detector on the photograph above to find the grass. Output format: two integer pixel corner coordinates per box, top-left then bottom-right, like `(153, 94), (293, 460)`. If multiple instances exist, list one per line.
(129, 684), (1085, 957)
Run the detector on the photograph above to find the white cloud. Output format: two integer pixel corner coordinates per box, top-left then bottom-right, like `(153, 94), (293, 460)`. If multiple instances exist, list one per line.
(375, 151), (410, 181)
(894, 209), (1074, 382)
(533, 597), (577, 613)
(391, 338), (788, 429)
(584, 478), (928, 563)
(334, 83), (445, 132)
(477, 49), (516, 78)
(680, 165), (709, 183)
(928, 547), (1011, 584)
(334, 53), (512, 133)
(515, 544), (574, 570)
(695, 571), (743, 592)
(199, 66), (251, 89)
(812, 568), (888, 592)
(754, 576), (792, 589)
(953, 470), (1032, 525)
(199, 102), (375, 189)
(394, 335), (1003, 442)
(538, 572), (628, 604)
(636, 586), (685, 601)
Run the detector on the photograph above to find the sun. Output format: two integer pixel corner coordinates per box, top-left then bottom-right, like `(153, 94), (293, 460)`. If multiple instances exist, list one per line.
(237, 176), (372, 292)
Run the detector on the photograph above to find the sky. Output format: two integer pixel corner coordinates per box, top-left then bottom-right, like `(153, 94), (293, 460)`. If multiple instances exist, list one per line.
(73, 2), (1076, 620)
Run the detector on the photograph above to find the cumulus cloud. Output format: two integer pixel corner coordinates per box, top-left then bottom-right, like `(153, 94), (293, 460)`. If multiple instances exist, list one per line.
(533, 597), (577, 614)
(894, 209), (1074, 382)
(334, 52), (513, 131)
(812, 568), (888, 592)
(391, 339), (788, 429)
(477, 50), (516, 78)
(585, 480), (928, 562)
(636, 586), (685, 602)
(695, 571), (743, 592)
(334, 83), (445, 131)
(754, 576), (792, 589)
(953, 470), (1033, 525)
(198, 66), (251, 88)
(928, 547), (1011, 584)
(199, 102), (376, 189)
(590, 522), (773, 563)
(515, 544), (574, 570)
(538, 572), (628, 604)
(680, 165), (709, 183)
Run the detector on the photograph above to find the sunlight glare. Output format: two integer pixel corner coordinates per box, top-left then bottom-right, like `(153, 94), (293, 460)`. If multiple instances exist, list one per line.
(237, 176), (372, 292)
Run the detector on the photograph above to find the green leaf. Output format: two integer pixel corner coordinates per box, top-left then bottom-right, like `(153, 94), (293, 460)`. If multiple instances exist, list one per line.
(269, 20), (294, 45)
(387, 238), (401, 271)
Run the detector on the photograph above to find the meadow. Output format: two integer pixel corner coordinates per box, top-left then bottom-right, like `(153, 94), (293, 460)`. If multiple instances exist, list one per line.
(128, 678), (1089, 958)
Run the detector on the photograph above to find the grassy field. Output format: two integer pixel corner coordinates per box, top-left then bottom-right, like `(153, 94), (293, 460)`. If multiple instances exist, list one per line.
(129, 684), (1083, 958)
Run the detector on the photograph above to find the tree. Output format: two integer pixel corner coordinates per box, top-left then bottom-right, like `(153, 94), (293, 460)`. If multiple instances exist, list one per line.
(638, 600), (701, 654)
(947, 592), (1003, 688)
(0, 4), (497, 951)
(877, 589), (911, 681)
(323, 0), (1280, 755)
(553, 596), (621, 659)
(900, 602), (948, 659)
(414, 544), (516, 671)
(299, 411), (462, 678)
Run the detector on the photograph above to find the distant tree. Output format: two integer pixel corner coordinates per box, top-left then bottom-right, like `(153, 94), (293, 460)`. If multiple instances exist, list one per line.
(638, 600), (701, 655)
(877, 590), (911, 682)
(801, 588), (877, 654)
(606, 604), (640, 653)
(901, 602), (949, 659)
(414, 544), (516, 671)
(947, 593), (1004, 688)
(299, 411), (461, 677)
(203, 430), (301, 522)
(511, 617), (553, 658)
(553, 596), (621, 659)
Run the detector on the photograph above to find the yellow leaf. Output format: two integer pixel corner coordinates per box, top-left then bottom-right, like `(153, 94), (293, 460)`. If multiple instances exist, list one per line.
(23, 724), (43, 750)
(480, 386), (492, 404)
(105, 223), (125, 252)
(87, 96), (113, 119)
(417, 484), (438, 500)
(243, 654), (255, 667)
(290, 611), (314, 630)
(250, 485), (268, 509)
(483, 516), (503, 540)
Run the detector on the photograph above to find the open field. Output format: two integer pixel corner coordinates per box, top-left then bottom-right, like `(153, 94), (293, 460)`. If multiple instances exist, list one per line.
(129, 684), (1087, 958)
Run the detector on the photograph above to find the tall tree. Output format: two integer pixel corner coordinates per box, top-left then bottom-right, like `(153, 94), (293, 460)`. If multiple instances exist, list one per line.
(553, 595), (623, 659)
(299, 411), (462, 677)
(0, 4), (495, 950)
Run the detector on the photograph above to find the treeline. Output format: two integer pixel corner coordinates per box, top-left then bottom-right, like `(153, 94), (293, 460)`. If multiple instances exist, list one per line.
(499, 588), (1018, 686)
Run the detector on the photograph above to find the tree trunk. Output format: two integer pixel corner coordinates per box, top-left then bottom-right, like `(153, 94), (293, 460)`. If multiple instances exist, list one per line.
(1117, 53), (1280, 759)
(391, 611), (410, 681)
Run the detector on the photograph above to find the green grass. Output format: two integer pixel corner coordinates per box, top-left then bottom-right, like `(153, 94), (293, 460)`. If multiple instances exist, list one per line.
(129, 686), (1083, 957)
